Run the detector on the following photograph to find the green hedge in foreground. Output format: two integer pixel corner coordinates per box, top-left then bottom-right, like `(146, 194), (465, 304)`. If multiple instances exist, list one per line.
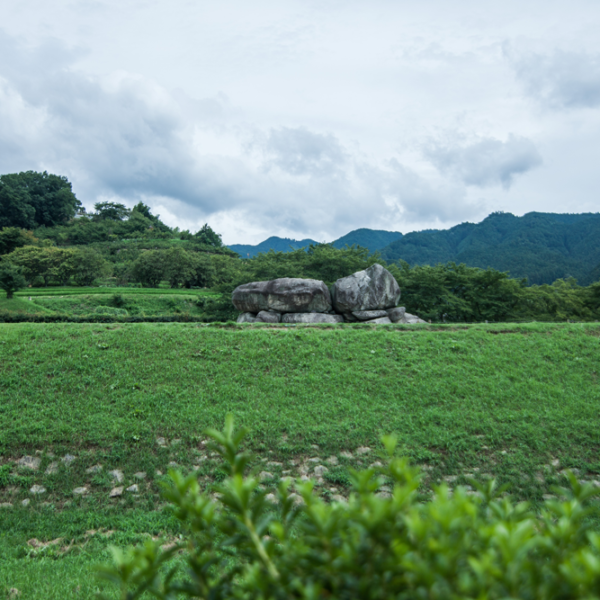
(99, 418), (600, 600)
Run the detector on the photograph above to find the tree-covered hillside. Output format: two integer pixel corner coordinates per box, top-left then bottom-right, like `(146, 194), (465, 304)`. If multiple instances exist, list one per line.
(380, 212), (600, 285)
(331, 228), (402, 251)
(228, 236), (319, 258)
(228, 229), (403, 257)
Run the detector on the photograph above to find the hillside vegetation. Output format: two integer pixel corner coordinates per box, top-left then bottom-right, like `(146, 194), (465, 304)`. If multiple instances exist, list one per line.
(228, 228), (403, 257)
(1, 322), (599, 597)
(380, 211), (600, 285)
(228, 236), (319, 258)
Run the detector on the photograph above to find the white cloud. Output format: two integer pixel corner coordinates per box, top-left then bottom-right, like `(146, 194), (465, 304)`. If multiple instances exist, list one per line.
(508, 47), (600, 110)
(424, 134), (542, 189)
(0, 29), (486, 243)
(261, 127), (347, 177)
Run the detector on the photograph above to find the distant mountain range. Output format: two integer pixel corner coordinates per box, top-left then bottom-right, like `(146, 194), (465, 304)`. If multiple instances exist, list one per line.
(227, 212), (600, 285)
(380, 212), (600, 285)
(228, 228), (403, 258)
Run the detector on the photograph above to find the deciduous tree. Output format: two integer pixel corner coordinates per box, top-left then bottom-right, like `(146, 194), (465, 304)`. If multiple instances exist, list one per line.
(0, 262), (26, 299)
(0, 171), (81, 228)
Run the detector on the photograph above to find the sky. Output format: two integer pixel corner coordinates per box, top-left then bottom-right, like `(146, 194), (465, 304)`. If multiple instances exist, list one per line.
(1, 0), (600, 244)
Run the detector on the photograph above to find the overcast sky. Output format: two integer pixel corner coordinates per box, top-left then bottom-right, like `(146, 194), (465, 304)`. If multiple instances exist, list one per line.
(2, 0), (600, 244)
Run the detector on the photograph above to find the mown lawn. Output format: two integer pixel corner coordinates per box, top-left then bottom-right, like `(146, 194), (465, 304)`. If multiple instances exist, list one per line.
(1, 322), (599, 598)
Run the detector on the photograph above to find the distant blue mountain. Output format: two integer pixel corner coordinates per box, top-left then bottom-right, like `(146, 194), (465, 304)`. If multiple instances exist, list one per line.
(227, 228), (403, 258)
(331, 228), (402, 251)
(228, 236), (318, 258)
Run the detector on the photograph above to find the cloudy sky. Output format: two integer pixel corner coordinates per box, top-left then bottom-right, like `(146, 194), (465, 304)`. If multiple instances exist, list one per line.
(2, 0), (600, 244)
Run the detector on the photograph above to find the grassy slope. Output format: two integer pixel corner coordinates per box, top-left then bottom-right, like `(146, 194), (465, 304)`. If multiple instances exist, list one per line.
(0, 297), (56, 314)
(1, 322), (599, 597)
(26, 294), (207, 317)
(15, 287), (217, 297)
(2, 287), (218, 319)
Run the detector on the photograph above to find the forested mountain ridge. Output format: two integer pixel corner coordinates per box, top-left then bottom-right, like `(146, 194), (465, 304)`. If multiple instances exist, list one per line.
(228, 236), (319, 258)
(379, 212), (600, 285)
(228, 229), (402, 258)
(330, 228), (402, 251)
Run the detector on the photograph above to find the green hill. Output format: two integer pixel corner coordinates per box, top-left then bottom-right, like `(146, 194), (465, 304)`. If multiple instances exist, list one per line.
(380, 212), (600, 285)
(228, 236), (319, 258)
(228, 229), (402, 258)
(331, 228), (402, 251)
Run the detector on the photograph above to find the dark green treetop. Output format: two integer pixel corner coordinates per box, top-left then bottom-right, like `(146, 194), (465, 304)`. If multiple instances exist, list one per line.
(93, 202), (131, 221)
(0, 171), (81, 229)
(194, 223), (223, 247)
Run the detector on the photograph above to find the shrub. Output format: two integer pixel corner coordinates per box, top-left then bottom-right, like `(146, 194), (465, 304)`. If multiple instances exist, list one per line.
(110, 293), (127, 308)
(0, 261), (26, 299)
(98, 418), (600, 599)
(132, 250), (166, 287)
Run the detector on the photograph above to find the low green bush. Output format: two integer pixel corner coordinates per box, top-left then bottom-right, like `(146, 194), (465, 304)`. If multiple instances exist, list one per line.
(94, 306), (129, 316)
(98, 418), (600, 599)
(111, 293), (127, 308)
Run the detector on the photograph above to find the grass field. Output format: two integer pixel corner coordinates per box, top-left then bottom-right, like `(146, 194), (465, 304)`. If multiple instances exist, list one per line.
(1, 322), (599, 597)
(14, 287), (217, 297)
(2, 286), (218, 319)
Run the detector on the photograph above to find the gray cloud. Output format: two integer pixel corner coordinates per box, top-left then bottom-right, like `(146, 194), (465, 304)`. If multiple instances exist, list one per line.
(381, 160), (476, 224)
(424, 134), (542, 189)
(0, 29), (483, 240)
(262, 126), (347, 176)
(0, 30), (245, 215)
(2, 1), (600, 243)
(9, 18), (577, 245)
(508, 48), (600, 110)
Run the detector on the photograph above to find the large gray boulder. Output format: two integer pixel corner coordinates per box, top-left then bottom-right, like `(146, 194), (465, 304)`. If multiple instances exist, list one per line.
(352, 310), (388, 321)
(232, 278), (332, 313)
(367, 316), (392, 324)
(281, 313), (344, 324)
(342, 313), (359, 322)
(402, 313), (427, 324)
(256, 310), (281, 323)
(237, 312), (258, 323)
(332, 264), (401, 313)
(386, 307), (406, 323)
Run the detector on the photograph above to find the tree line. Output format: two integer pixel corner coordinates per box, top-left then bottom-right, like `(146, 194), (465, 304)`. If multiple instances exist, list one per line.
(5, 237), (598, 323)
(1, 170), (599, 322)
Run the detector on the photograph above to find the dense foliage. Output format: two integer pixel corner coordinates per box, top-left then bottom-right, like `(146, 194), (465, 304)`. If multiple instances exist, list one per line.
(192, 247), (600, 324)
(99, 418), (600, 600)
(2, 236), (600, 321)
(330, 227), (402, 251)
(380, 211), (600, 285)
(0, 227), (38, 254)
(0, 262), (26, 299)
(0, 171), (81, 229)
